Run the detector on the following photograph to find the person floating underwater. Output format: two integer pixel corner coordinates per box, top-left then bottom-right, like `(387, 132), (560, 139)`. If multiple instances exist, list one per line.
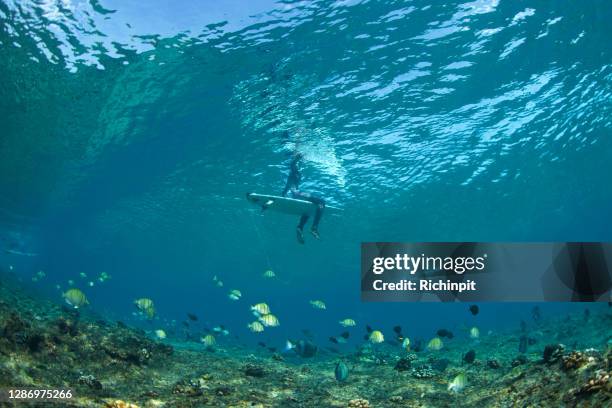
(280, 152), (326, 244)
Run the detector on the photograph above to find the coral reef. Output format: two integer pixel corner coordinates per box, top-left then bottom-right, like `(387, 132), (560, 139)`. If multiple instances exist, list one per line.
(562, 351), (590, 371)
(487, 359), (500, 369)
(575, 370), (611, 395)
(105, 400), (140, 408)
(543, 344), (565, 363)
(347, 398), (370, 407)
(411, 364), (435, 378)
(244, 363), (266, 378)
(511, 354), (528, 367)
(1, 272), (611, 407)
(393, 357), (412, 372)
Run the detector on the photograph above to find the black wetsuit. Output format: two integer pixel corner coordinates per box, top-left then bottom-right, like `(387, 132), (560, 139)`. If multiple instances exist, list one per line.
(282, 155), (325, 232)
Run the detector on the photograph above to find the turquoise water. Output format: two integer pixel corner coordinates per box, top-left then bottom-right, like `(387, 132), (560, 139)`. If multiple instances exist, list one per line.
(1, 1), (611, 349)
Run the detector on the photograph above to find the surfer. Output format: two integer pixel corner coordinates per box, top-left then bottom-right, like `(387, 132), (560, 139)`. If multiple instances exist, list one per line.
(281, 152), (325, 244)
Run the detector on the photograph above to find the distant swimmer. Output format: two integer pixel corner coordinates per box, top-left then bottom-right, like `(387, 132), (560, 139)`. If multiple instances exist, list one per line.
(281, 152), (326, 244)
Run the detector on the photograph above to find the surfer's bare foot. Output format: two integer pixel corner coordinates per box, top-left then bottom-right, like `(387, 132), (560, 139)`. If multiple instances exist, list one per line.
(310, 228), (320, 240)
(296, 228), (305, 244)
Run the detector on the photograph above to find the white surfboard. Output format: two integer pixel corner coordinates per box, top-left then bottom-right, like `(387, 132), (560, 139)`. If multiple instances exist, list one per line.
(246, 193), (341, 216)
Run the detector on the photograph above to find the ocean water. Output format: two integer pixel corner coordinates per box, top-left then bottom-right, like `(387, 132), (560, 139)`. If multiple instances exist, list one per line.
(1, 0), (611, 354)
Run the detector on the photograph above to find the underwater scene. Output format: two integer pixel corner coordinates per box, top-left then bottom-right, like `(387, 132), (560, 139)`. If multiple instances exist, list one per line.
(1, 0), (611, 407)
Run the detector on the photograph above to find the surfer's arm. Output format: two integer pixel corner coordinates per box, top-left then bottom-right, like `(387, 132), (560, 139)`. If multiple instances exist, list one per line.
(282, 180), (290, 197)
(282, 156), (301, 196)
(282, 177), (298, 196)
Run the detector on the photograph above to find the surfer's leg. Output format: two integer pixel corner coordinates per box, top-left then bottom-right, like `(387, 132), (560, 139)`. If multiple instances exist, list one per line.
(290, 191), (310, 244)
(309, 196), (325, 239)
(296, 215), (308, 244)
(292, 190), (324, 241)
(312, 204), (324, 227)
(298, 215), (309, 229)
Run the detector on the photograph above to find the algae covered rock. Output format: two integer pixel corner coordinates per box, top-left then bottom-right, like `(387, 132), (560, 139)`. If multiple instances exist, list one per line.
(411, 364), (435, 379)
(100, 330), (172, 365)
(574, 370), (611, 396)
(172, 377), (205, 397)
(562, 351), (590, 371)
(244, 363), (266, 378)
(393, 357), (412, 372)
(347, 398), (370, 408)
(543, 344), (565, 364)
(78, 374), (103, 390)
(487, 359), (501, 369)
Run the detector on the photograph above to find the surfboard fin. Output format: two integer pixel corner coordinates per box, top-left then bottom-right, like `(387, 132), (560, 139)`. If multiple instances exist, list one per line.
(261, 199), (274, 213)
